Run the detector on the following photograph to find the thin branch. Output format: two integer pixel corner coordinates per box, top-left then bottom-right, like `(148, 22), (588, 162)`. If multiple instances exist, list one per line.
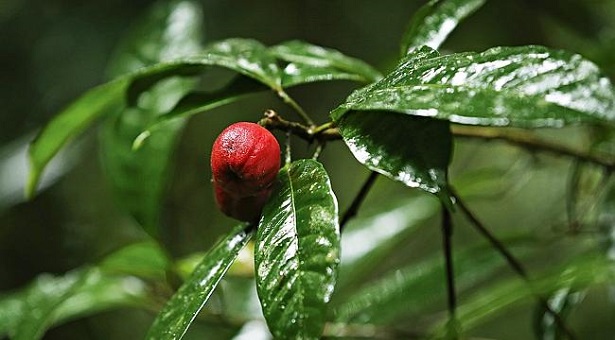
(340, 171), (379, 231)
(441, 203), (459, 339)
(452, 125), (615, 172)
(452, 189), (577, 340)
(276, 89), (314, 126)
(259, 110), (340, 142)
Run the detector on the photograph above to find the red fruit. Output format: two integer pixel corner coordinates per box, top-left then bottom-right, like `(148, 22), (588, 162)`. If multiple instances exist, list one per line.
(213, 185), (272, 222)
(210, 122), (280, 221)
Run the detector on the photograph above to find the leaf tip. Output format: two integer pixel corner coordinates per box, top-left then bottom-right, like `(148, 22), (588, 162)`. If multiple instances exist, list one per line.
(132, 130), (151, 151)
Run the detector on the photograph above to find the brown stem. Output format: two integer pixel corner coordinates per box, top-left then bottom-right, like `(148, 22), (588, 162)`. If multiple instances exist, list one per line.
(340, 171), (379, 231)
(441, 203), (460, 339)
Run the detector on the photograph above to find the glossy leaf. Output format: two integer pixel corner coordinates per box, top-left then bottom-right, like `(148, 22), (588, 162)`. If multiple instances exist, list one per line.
(332, 45), (615, 128)
(339, 195), (439, 287)
(27, 79), (127, 198)
(336, 111), (452, 200)
(335, 241), (529, 324)
(430, 255), (615, 337)
(0, 268), (149, 340)
(146, 224), (253, 340)
(100, 0), (203, 237)
(255, 159), (340, 340)
(401, 0), (486, 55)
(271, 40), (382, 87)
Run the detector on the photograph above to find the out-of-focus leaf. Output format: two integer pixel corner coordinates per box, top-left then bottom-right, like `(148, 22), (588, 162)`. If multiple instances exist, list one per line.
(430, 255), (615, 338)
(401, 0), (486, 55)
(146, 224), (253, 340)
(338, 195), (439, 288)
(270, 40), (382, 87)
(27, 79), (127, 198)
(336, 111), (452, 201)
(99, 241), (170, 280)
(332, 45), (615, 128)
(535, 287), (586, 340)
(100, 0), (204, 237)
(0, 268), (150, 340)
(334, 241), (530, 324)
(255, 159), (340, 340)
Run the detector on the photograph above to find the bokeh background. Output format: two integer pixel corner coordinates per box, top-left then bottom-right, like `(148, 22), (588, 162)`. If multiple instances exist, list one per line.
(1, 0), (614, 338)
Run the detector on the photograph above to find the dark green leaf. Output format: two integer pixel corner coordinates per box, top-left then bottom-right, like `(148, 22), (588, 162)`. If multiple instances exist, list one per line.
(333, 45), (615, 128)
(128, 38), (282, 105)
(100, 0), (204, 237)
(146, 225), (253, 340)
(255, 159), (340, 340)
(401, 0), (486, 55)
(336, 111), (452, 200)
(271, 40), (382, 87)
(335, 241), (529, 324)
(27, 79), (127, 198)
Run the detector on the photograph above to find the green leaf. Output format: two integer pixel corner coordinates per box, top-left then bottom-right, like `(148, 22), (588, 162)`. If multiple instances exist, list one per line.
(27, 79), (127, 198)
(334, 241), (529, 324)
(431, 255), (615, 337)
(401, 0), (487, 55)
(99, 241), (170, 280)
(255, 159), (340, 340)
(0, 268), (150, 340)
(338, 195), (439, 288)
(336, 111), (452, 199)
(333, 45), (615, 128)
(535, 287), (585, 340)
(146, 225), (253, 340)
(100, 0), (204, 237)
(270, 40), (382, 87)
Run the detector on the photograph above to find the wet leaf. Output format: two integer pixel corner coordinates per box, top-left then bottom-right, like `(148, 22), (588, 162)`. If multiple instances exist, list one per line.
(146, 224), (253, 340)
(100, 0), (204, 237)
(336, 111), (453, 200)
(401, 0), (487, 55)
(271, 40), (382, 87)
(27, 79), (127, 198)
(255, 159), (340, 340)
(332, 45), (615, 128)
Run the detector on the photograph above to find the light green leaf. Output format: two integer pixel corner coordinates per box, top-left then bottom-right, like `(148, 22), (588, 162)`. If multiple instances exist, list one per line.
(146, 225), (253, 340)
(336, 111), (453, 200)
(431, 255), (615, 337)
(401, 0), (487, 55)
(0, 268), (150, 340)
(99, 241), (170, 280)
(100, 0), (204, 237)
(338, 195), (439, 288)
(333, 45), (615, 128)
(255, 159), (340, 340)
(27, 79), (127, 198)
(335, 241), (530, 324)
(271, 40), (382, 87)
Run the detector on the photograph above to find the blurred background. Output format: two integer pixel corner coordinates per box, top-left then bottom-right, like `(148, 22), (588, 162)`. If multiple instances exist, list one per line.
(1, 0), (615, 338)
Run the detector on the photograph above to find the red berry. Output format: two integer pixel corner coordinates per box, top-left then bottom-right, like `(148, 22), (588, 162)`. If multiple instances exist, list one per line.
(213, 185), (272, 222)
(210, 122), (280, 221)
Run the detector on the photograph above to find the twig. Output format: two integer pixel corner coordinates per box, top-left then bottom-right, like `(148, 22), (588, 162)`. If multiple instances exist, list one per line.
(276, 89), (314, 126)
(441, 203), (459, 339)
(452, 189), (577, 340)
(259, 110), (340, 142)
(340, 171), (379, 231)
(452, 125), (615, 172)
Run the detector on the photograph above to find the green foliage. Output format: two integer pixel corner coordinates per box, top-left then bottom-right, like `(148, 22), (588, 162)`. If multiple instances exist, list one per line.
(7, 0), (615, 339)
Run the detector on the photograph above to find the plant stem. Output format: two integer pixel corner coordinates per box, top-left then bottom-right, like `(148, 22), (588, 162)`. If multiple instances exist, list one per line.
(452, 125), (615, 172)
(340, 171), (379, 231)
(276, 89), (314, 126)
(452, 189), (577, 340)
(441, 203), (459, 338)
